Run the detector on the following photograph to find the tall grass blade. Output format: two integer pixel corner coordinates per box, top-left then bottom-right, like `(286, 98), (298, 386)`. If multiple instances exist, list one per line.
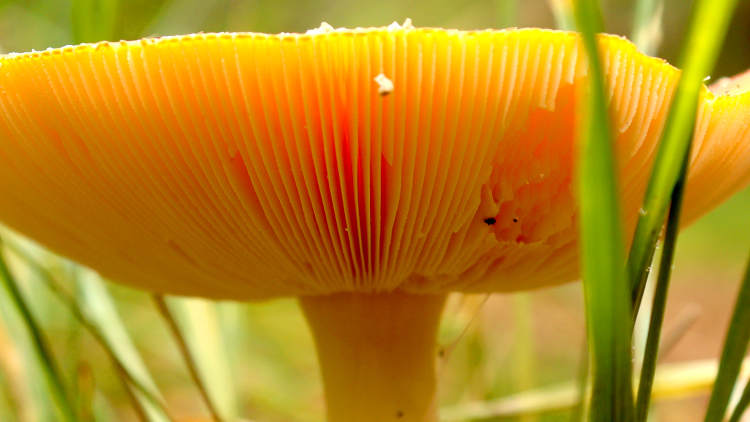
(160, 297), (239, 420)
(75, 270), (172, 422)
(0, 240), (75, 422)
(634, 164), (686, 421)
(440, 357), (750, 421)
(703, 253), (750, 422)
(631, 0), (664, 56)
(146, 0), (229, 36)
(2, 241), (172, 421)
(0, 367), (15, 421)
(728, 378), (750, 422)
(547, 0), (575, 30)
(71, 0), (118, 42)
(153, 295), (226, 421)
(627, 0), (740, 316)
(573, 1), (634, 420)
(495, 0), (517, 28)
(511, 294), (537, 422)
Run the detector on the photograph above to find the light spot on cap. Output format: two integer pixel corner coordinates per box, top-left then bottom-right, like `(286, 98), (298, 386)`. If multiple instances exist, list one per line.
(306, 21), (335, 35)
(374, 73), (394, 96)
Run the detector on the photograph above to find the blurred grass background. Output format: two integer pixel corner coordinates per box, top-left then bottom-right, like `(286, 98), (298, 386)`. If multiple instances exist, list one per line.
(0, 0), (749, 421)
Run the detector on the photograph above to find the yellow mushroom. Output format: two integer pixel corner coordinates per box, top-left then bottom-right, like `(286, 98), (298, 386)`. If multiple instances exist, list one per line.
(0, 26), (748, 422)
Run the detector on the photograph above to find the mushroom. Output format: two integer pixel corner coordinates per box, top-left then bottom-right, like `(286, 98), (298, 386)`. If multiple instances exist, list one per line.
(0, 25), (748, 422)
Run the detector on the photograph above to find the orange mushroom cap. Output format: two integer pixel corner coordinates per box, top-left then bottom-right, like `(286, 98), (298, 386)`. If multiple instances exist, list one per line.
(0, 26), (748, 300)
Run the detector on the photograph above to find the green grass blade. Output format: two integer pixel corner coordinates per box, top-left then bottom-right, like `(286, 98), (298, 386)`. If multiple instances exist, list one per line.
(573, 1), (634, 420)
(495, 0), (517, 28)
(2, 241), (172, 421)
(153, 295), (228, 421)
(631, 0), (664, 56)
(634, 164), (687, 421)
(75, 270), (172, 422)
(703, 252), (750, 422)
(160, 297), (239, 420)
(0, 240), (75, 422)
(71, 0), (118, 42)
(440, 357), (750, 421)
(627, 0), (740, 315)
(510, 294), (537, 422)
(146, 0), (229, 35)
(728, 378), (750, 422)
(0, 367), (15, 421)
(547, 0), (575, 30)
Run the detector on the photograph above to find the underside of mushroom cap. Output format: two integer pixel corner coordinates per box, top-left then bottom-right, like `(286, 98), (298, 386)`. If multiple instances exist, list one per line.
(0, 26), (748, 300)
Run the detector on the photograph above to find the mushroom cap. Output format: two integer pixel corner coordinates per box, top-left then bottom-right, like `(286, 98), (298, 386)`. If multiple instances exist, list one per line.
(0, 26), (748, 300)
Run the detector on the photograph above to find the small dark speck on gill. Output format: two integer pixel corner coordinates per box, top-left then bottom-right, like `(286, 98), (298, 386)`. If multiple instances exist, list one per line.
(513, 217), (519, 223)
(483, 217), (496, 226)
(396, 410), (404, 418)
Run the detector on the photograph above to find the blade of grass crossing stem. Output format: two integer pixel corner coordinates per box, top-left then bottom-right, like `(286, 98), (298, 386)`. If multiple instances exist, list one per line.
(631, 0), (664, 56)
(728, 378), (750, 422)
(635, 164), (687, 421)
(2, 241), (172, 422)
(573, 1), (634, 420)
(153, 295), (227, 422)
(0, 240), (75, 422)
(703, 254), (750, 422)
(162, 297), (239, 420)
(75, 270), (171, 422)
(628, 0), (740, 316)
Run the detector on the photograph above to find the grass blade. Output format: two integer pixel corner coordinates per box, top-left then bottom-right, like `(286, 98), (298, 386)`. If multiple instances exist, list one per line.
(627, 0), (740, 316)
(631, 0), (664, 56)
(153, 295), (226, 421)
(728, 378), (750, 422)
(510, 294), (537, 422)
(495, 0), (517, 28)
(634, 164), (687, 421)
(547, 0), (575, 30)
(573, 0), (634, 420)
(75, 270), (172, 422)
(0, 240), (75, 422)
(159, 297), (239, 420)
(71, 0), (118, 42)
(703, 252), (750, 422)
(2, 240), (172, 422)
(440, 357), (750, 421)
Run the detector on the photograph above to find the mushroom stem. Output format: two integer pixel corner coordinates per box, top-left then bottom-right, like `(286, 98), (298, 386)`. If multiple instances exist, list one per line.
(300, 292), (446, 422)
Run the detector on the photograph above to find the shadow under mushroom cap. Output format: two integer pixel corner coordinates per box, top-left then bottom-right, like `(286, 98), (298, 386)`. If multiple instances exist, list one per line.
(0, 27), (748, 300)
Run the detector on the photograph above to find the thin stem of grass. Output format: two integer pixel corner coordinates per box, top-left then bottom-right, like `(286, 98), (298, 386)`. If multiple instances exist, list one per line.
(573, 1), (634, 420)
(634, 163), (686, 421)
(495, 0), (518, 28)
(2, 242), (173, 422)
(548, 0), (576, 30)
(631, 0), (664, 55)
(568, 340), (590, 422)
(703, 253), (750, 422)
(71, 0), (119, 42)
(440, 357), (750, 420)
(628, 0), (740, 318)
(152, 295), (223, 422)
(0, 240), (75, 422)
(728, 378), (750, 422)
